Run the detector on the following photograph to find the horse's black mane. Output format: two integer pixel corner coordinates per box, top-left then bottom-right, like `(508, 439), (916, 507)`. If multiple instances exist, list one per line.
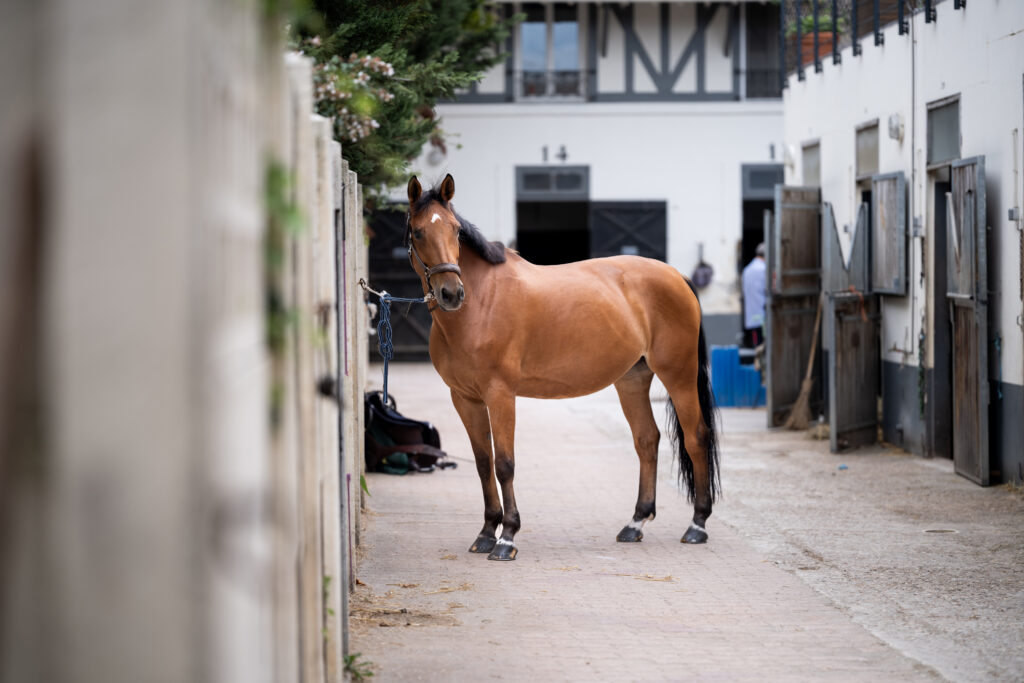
(411, 187), (507, 265)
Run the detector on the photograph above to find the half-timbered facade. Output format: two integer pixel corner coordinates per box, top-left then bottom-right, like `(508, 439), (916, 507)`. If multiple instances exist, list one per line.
(393, 1), (785, 350)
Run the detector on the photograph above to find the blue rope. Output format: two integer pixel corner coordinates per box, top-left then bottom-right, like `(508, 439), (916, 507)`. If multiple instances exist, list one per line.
(369, 289), (431, 403)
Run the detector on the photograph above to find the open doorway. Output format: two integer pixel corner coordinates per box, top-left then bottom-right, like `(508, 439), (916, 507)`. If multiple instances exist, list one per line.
(515, 200), (589, 264)
(740, 164), (783, 350)
(514, 165), (591, 265)
(741, 200), (772, 269)
(927, 169), (953, 459)
(740, 164), (783, 266)
(925, 96), (961, 460)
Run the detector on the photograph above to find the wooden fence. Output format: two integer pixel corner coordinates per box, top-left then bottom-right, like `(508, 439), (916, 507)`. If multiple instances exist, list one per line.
(0, 3), (367, 682)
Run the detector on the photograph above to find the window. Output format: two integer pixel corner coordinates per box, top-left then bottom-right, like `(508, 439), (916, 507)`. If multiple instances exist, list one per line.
(519, 3), (582, 99)
(802, 142), (821, 186)
(856, 122), (879, 180)
(745, 2), (781, 98)
(927, 99), (960, 166)
(516, 166), (589, 201)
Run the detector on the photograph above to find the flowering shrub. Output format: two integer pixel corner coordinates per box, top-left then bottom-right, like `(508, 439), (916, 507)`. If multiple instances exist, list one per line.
(304, 40), (397, 144)
(289, 1), (518, 200)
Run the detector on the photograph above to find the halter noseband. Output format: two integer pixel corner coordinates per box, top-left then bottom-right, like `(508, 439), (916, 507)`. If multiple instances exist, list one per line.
(405, 213), (462, 293)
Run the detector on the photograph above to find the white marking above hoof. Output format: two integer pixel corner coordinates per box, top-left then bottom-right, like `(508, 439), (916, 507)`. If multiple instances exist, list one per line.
(626, 513), (655, 531)
(496, 538), (514, 546)
(687, 523), (706, 534)
(431, 212), (441, 223)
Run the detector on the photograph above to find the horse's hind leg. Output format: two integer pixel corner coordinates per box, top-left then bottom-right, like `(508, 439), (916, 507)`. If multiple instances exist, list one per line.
(665, 380), (713, 544)
(450, 390), (502, 554)
(613, 361), (659, 542)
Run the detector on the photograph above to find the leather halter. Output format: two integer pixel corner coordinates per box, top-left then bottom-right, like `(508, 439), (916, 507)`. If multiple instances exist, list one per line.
(405, 213), (462, 293)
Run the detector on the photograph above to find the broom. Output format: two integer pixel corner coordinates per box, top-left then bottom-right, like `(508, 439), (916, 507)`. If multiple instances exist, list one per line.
(783, 292), (824, 431)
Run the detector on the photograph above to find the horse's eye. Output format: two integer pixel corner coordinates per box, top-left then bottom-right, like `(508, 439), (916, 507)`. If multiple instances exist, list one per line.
(413, 229), (423, 240)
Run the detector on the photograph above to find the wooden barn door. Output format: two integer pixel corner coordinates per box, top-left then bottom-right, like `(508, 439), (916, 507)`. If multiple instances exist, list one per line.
(826, 292), (880, 452)
(822, 202), (880, 451)
(367, 208), (432, 359)
(948, 156), (989, 484)
(766, 185), (822, 426)
(588, 201), (667, 260)
(871, 172), (909, 295)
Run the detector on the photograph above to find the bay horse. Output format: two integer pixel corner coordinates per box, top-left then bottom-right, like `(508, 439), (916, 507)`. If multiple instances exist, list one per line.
(405, 174), (719, 561)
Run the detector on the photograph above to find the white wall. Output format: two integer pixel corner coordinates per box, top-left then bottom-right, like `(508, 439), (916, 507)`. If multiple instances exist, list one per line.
(783, 0), (1024, 382)
(415, 100), (783, 314)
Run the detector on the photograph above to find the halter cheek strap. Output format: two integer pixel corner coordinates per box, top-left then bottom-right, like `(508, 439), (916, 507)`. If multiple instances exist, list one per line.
(407, 239), (461, 292)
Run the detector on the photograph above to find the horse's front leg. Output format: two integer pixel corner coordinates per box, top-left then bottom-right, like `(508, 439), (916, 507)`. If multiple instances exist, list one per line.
(451, 390), (502, 554)
(484, 389), (519, 561)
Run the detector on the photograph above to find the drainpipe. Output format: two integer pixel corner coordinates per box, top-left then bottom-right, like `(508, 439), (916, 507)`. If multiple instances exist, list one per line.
(1015, 124), (1023, 472)
(911, 6), (930, 449)
(910, 6), (920, 411)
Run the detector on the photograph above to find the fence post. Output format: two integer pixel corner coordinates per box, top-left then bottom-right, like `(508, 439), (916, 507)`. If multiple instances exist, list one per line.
(285, 53), (326, 683)
(355, 183), (369, 523)
(313, 115), (344, 682)
(340, 161), (361, 589)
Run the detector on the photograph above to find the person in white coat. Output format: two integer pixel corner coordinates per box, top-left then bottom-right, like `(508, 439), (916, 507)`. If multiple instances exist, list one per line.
(742, 242), (767, 347)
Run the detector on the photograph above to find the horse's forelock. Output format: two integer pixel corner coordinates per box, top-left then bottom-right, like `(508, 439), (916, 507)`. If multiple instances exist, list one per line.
(410, 189), (446, 218)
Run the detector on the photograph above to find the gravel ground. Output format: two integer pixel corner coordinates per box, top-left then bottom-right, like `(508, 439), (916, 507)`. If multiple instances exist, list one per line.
(712, 407), (1024, 682)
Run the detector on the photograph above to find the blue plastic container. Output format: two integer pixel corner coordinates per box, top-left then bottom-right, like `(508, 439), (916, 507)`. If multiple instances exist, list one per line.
(709, 345), (765, 407)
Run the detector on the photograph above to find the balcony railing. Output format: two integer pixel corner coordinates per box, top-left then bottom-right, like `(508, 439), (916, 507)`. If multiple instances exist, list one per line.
(778, 1), (954, 89)
(519, 70), (586, 100)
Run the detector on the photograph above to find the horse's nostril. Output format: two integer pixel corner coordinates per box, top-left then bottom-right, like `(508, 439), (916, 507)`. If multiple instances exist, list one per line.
(457, 285), (465, 299)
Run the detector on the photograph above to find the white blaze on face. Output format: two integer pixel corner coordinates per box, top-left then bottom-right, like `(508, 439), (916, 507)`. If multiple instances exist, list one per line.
(431, 212), (441, 224)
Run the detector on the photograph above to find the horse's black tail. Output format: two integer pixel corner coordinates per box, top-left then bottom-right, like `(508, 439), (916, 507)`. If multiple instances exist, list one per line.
(667, 279), (720, 504)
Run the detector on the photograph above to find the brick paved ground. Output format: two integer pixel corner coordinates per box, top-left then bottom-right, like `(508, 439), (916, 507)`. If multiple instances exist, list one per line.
(350, 363), (947, 681)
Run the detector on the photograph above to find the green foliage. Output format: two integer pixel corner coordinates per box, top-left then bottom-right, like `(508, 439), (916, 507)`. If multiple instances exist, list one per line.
(344, 653), (375, 680)
(264, 160), (304, 353)
(296, 1), (518, 201)
(360, 472), (370, 496)
(263, 159), (306, 431)
(785, 7), (848, 38)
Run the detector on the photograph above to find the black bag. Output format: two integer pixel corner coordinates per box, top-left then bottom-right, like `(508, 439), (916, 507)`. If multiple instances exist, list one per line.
(364, 391), (456, 474)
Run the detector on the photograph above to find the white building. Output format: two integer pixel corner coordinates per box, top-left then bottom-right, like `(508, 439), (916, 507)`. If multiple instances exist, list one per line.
(402, 1), (786, 345)
(780, 0), (1024, 484)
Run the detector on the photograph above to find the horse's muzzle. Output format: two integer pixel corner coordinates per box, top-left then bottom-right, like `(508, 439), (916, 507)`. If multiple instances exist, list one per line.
(436, 281), (465, 311)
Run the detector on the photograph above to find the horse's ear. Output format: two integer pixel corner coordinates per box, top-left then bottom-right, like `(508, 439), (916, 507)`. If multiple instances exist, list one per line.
(407, 176), (422, 205)
(439, 173), (455, 203)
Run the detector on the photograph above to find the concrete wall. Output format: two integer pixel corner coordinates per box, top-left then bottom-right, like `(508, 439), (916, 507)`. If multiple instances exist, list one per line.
(783, 0), (1024, 469)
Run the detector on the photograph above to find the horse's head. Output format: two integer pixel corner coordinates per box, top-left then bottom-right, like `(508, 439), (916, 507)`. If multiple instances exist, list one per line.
(406, 174), (465, 311)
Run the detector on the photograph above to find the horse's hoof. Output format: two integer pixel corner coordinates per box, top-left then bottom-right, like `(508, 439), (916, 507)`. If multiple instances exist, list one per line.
(616, 525), (643, 542)
(469, 535), (497, 554)
(681, 523), (708, 544)
(486, 540), (517, 561)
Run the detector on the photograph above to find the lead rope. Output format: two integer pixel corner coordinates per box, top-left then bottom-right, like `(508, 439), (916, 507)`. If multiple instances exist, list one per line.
(358, 278), (434, 403)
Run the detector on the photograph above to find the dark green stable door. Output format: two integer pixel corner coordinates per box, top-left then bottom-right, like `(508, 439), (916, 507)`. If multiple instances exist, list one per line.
(588, 201), (667, 261)
(367, 208), (433, 360)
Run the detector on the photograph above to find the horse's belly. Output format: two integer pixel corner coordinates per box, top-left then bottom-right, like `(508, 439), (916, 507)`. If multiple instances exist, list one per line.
(515, 347), (641, 399)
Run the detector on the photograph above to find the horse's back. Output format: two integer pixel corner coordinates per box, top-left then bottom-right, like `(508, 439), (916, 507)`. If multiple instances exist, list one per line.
(529, 255), (699, 320)
(489, 255), (700, 398)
